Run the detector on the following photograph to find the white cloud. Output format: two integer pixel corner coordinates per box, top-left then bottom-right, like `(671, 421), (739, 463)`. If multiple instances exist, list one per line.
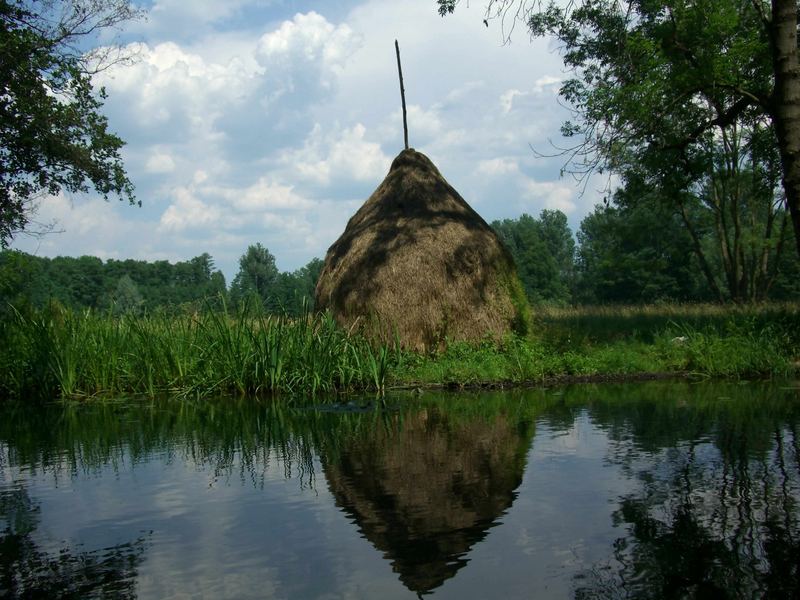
(98, 41), (259, 139)
(145, 150), (176, 174)
(13, 0), (595, 283)
(523, 179), (576, 214)
(533, 75), (562, 93)
(159, 188), (222, 232)
(499, 76), (561, 115)
(219, 178), (315, 212)
(282, 123), (391, 186)
(500, 89), (524, 114)
(255, 12), (362, 102)
(478, 158), (520, 176)
(15, 194), (145, 261)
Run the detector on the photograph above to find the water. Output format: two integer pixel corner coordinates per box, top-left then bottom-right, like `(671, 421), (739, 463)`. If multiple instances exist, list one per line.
(1, 381), (799, 599)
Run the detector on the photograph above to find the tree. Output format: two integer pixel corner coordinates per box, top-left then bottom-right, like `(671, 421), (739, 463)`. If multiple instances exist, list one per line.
(1, 250), (228, 311)
(437, 0), (800, 258)
(0, 0), (143, 246)
(0, 249), (44, 312)
(612, 124), (793, 303)
(268, 257), (323, 316)
(492, 210), (575, 304)
(109, 273), (143, 314)
(229, 243), (279, 309)
(171, 253), (226, 306)
(576, 201), (702, 303)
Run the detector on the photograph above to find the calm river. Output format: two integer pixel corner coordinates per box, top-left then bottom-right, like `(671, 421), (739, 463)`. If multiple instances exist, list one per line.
(1, 381), (799, 599)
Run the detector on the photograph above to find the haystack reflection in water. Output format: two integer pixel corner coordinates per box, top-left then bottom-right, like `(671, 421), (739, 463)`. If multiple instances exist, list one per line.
(321, 407), (533, 595)
(0, 382), (798, 598)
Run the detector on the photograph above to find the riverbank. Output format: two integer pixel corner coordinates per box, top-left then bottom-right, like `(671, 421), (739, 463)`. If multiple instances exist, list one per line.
(1, 303), (797, 401)
(396, 303), (800, 389)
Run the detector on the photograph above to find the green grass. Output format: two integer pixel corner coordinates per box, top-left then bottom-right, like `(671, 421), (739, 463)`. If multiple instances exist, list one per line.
(0, 302), (797, 401)
(396, 303), (800, 386)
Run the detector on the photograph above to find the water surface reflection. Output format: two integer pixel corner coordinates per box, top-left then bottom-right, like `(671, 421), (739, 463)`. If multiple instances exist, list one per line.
(322, 406), (533, 595)
(0, 381), (797, 598)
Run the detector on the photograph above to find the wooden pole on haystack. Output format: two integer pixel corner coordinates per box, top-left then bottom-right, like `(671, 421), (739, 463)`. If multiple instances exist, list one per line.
(395, 39), (409, 150)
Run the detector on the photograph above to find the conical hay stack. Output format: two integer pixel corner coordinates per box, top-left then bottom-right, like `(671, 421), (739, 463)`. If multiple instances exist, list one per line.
(315, 148), (529, 350)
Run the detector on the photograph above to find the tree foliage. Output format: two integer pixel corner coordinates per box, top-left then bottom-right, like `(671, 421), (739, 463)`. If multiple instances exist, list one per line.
(230, 244), (322, 315)
(576, 192), (799, 303)
(0, 250), (227, 313)
(438, 0), (800, 257)
(0, 0), (142, 245)
(0, 247), (324, 315)
(492, 210), (575, 305)
(576, 201), (702, 303)
(229, 243), (279, 309)
(271, 257), (323, 316)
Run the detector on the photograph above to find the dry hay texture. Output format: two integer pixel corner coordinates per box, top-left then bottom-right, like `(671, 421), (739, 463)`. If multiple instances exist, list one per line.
(315, 148), (530, 350)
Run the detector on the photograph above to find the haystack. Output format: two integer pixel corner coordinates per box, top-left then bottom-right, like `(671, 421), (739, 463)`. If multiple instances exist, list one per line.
(314, 148), (529, 350)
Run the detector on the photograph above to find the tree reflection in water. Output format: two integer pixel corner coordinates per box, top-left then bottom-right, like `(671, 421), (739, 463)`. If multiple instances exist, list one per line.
(0, 383), (798, 599)
(0, 484), (147, 599)
(571, 385), (800, 599)
(0, 393), (536, 598)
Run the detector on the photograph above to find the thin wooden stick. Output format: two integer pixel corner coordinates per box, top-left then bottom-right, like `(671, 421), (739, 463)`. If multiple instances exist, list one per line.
(395, 39), (409, 150)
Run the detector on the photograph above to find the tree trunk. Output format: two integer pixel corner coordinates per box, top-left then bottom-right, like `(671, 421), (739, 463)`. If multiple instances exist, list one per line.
(770, 0), (800, 258)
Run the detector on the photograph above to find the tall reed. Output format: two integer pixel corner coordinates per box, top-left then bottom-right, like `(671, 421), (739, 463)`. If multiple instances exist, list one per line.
(0, 302), (389, 401)
(1, 302), (796, 402)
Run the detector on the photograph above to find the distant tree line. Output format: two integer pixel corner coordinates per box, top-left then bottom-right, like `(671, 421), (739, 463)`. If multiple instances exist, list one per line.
(493, 205), (800, 306)
(228, 243), (323, 316)
(0, 248), (321, 316)
(2, 204), (798, 315)
(0, 251), (226, 314)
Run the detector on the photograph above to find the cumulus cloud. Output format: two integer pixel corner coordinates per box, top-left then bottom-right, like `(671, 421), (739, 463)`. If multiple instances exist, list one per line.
(499, 75), (561, 115)
(500, 89), (524, 114)
(145, 150), (177, 174)
(478, 158), (519, 176)
(16, 194), (146, 261)
(255, 12), (362, 104)
(159, 174), (319, 233)
(159, 188), (222, 232)
(523, 179), (576, 214)
(219, 178), (315, 212)
(14, 0), (590, 282)
(97, 41), (259, 145)
(281, 123), (390, 186)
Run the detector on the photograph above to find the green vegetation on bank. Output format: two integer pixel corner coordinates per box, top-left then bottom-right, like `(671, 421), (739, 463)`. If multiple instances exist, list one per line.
(0, 303), (392, 401)
(401, 303), (800, 386)
(1, 302), (797, 402)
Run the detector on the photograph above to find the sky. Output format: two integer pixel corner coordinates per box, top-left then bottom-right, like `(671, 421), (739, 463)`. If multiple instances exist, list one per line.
(12, 0), (606, 283)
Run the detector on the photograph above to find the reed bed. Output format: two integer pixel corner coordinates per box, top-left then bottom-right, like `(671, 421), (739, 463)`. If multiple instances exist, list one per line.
(0, 302), (797, 402)
(0, 304), (396, 401)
